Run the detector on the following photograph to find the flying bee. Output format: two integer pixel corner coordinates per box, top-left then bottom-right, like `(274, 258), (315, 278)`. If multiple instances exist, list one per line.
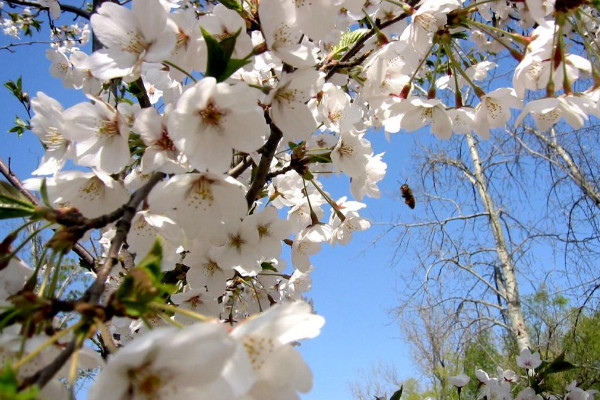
(400, 183), (415, 209)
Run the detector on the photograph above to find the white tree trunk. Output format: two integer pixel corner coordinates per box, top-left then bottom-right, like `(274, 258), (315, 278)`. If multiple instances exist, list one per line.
(465, 131), (531, 350)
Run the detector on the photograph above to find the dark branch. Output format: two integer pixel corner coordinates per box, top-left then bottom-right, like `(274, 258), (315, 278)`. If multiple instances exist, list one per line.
(4, 0), (91, 20)
(82, 171), (166, 304)
(245, 123), (283, 208)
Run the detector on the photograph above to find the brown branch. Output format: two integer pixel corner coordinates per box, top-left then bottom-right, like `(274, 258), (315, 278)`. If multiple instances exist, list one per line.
(22, 172), (165, 390)
(245, 123), (283, 207)
(82, 171), (165, 304)
(0, 157), (96, 270)
(228, 155), (254, 179)
(322, 2), (419, 81)
(24, 337), (79, 389)
(4, 0), (91, 20)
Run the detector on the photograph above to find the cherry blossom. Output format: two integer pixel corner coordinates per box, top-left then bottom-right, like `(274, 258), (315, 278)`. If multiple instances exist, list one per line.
(516, 348), (542, 370)
(167, 77), (268, 172)
(87, 0), (176, 80)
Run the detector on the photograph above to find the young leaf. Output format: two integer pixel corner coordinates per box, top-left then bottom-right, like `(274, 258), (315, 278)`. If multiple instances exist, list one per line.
(219, 0), (243, 12)
(39, 178), (51, 207)
(202, 27), (228, 80)
(331, 29), (369, 59)
(111, 239), (174, 318)
(201, 27), (248, 82)
(0, 181), (36, 220)
(0, 364), (40, 400)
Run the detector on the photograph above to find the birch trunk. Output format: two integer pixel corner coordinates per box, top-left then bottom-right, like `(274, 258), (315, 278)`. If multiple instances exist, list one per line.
(465, 131), (531, 350)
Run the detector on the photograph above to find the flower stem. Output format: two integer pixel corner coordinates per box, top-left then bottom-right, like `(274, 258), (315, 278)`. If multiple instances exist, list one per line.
(150, 301), (214, 323)
(13, 321), (84, 371)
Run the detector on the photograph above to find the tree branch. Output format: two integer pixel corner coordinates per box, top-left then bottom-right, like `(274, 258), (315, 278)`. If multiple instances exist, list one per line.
(21, 172), (166, 390)
(4, 0), (91, 20)
(245, 122), (283, 207)
(82, 171), (165, 304)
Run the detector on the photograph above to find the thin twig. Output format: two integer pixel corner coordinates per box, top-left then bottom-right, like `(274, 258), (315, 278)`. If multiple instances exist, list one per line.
(4, 0), (91, 19)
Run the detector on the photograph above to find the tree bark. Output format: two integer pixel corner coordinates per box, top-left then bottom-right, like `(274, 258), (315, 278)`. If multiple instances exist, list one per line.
(465, 131), (531, 350)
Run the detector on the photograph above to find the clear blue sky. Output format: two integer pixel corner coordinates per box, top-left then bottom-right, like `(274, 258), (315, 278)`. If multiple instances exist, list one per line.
(0, 24), (423, 400)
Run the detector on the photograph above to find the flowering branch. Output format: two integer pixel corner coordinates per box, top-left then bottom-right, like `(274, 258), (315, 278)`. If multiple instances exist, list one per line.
(0, 156), (96, 270)
(82, 171), (166, 304)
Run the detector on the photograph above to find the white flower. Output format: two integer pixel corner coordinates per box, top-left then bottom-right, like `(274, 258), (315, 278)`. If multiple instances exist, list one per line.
(513, 51), (591, 98)
(350, 152), (387, 200)
(447, 107), (475, 134)
(127, 210), (182, 266)
(259, 0), (319, 67)
(245, 207), (292, 260)
(269, 69), (324, 142)
(89, 323), (242, 400)
(385, 97), (452, 140)
(449, 373), (470, 388)
(198, 4), (253, 60)
(168, 77), (268, 172)
(400, 0), (460, 55)
(231, 301), (325, 400)
(87, 0), (176, 80)
(0, 258), (32, 307)
(268, 170), (306, 209)
(310, 82), (351, 133)
(166, 8), (207, 80)
(183, 240), (229, 296)
(329, 197), (371, 246)
(133, 105), (188, 174)
(291, 225), (333, 272)
(518, 387), (543, 400)
(29, 92), (74, 175)
(39, 0), (60, 19)
(516, 348), (542, 370)
(473, 88), (522, 139)
(331, 130), (372, 177)
(515, 95), (599, 132)
(62, 98), (135, 174)
(566, 382), (596, 400)
(212, 217), (261, 275)
(24, 170), (130, 219)
(476, 368), (490, 384)
(170, 288), (224, 323)
(148, 172), (248, 242)
(287, 194), (325, 232)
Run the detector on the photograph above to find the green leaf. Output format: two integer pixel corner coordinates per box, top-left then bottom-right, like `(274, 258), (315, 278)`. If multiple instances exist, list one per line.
(261, 262), (277, 272)
(0, 364), (40, 400)
(219, 30), (241, 61)
(202, 27), (228, 80)
(222, 58), (251, 81)
(112, 239), (175, 318)
(390, 386), (403, 400)
(0, 181), (36, 220)
(219, 0), (243, 12)
(307, 153), (332, 164)
(201, 27), (248, 82)
(39, 179), (51, 207)
(331, 28), (369, 59)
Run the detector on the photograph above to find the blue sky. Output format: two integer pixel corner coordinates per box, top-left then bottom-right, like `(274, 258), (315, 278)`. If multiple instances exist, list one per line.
(0, 24), (424, 400)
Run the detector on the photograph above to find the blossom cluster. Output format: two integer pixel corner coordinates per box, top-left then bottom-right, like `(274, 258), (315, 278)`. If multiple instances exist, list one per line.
(448, 349), (596, 400)
(1, 0), (600, 398)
